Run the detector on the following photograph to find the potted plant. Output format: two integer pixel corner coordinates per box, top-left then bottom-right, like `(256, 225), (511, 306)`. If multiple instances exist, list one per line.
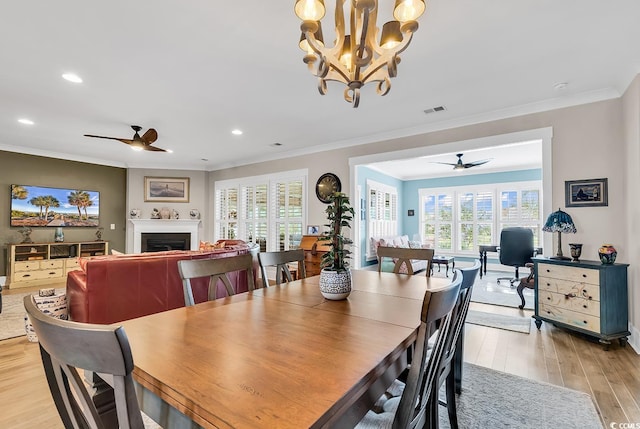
(318, 192), (355, 300)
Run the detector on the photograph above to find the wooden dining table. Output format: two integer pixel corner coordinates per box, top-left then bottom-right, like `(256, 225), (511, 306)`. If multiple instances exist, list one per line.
(119, 270), (452, 429)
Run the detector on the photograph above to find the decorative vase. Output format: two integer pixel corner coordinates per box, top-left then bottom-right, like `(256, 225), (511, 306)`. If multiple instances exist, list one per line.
(129, 209), (141, 219)
(319, 268), (352, 300)
(598, 244), (617, 265)
(569, 243), (582, 262)
(54, 227), (64, 242)
(189, 209), (200, 219)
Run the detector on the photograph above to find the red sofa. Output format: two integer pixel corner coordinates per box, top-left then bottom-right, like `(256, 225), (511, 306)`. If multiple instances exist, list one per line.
(67, 243), (258, 324)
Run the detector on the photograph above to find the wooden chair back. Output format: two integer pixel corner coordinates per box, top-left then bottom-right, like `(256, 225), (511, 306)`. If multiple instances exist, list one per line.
(430, 260), (481, 428)
(24, 295), (145, 429)
(377, 246), (434, 276)
(393, 274), (462, 428)
(258, 249), (306, 287)
(178, 253), (255, 306)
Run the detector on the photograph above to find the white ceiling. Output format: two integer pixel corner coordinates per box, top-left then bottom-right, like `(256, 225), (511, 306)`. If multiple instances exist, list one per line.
(1, 1), (639, 171)
(367, 140), (542, 180)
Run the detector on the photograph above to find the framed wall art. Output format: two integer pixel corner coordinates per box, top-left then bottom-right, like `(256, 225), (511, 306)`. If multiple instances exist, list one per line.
(565, 178), (608, 207)
(144, 176), (190, 203)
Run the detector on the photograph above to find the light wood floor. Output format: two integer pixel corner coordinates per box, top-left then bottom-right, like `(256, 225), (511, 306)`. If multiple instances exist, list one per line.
(1, 298), (638, 428)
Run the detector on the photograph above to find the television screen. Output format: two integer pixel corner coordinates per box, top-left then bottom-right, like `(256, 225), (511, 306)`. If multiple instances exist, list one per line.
(11, 184), (100, 227)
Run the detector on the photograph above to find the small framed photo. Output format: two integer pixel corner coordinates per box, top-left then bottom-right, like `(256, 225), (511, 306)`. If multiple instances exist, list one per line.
(144, 177), (190, 203)
(307, 225), (320, 235)
(565, 178), (608, 207)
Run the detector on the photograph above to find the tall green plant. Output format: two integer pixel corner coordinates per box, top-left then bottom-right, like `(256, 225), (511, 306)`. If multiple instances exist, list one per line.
(319, 192), (355, 272)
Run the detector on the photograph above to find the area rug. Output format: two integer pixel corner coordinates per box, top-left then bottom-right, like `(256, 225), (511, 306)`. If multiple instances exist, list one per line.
(0, 289), (64, 341)
(470, 270), (534, 309)
(439, 363), (602, 429)
(465, 309), (531, 334)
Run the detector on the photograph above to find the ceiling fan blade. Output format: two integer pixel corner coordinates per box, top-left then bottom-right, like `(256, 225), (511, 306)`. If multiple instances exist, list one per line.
(432, 162), (458, 166)
(84, 134), (125, 141)
(143, 145), (166, 152)
(141, 128), (158, 144)
(464, 159), (491, 168)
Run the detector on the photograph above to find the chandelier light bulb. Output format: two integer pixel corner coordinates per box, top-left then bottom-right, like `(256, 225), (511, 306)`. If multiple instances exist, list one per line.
(394, 0), (426, 22)
(294, 0), (325, 21)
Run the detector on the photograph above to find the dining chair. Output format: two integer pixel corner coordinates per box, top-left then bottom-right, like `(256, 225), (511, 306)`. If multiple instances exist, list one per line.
(24, 295), (149, 429)
(377, 246), (435, 276)
(355, 273), (462, 429)
(178, 253), (255, 306)
(433, 260), (481, 429)
(258, 249), (306, 287)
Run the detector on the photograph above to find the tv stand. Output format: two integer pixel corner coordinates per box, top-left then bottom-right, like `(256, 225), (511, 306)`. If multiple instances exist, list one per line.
(5, 241), (108, 289)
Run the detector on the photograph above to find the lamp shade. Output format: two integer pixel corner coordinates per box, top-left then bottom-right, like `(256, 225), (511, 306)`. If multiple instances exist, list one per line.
(542, 208), (576, 234)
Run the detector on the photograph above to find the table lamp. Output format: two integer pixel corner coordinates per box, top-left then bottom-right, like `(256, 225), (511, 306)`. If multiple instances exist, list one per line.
(542, 208), (576, 260)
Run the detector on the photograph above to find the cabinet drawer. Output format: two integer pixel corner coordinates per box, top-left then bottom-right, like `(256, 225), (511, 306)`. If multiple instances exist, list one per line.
(537, 276), (599, 301)
(14, 268), (64, 282)
(537, 290), (600, 318)
(538, 302), (600, 333)
(537, 263), (599, 284)
(40, 259), (64, 269)
(15, 261), (41, 272)
(66, 258), (80, 268)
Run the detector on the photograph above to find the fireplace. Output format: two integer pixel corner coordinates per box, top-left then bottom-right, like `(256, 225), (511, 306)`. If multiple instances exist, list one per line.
(129, 219), (201, 253)
(142, 233), (191, 252)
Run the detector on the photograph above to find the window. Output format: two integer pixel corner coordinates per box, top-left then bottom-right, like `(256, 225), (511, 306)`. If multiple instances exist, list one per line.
(366, 180), (398, 258)
(215, 170), (307, 251)
(419, 181), (541, 253)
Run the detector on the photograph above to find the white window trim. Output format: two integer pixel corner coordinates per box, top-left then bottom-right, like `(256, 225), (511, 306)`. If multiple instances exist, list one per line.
(419, 180), (542, 254)
(214, 169), (308, 250)
(366, 179), (399, 260)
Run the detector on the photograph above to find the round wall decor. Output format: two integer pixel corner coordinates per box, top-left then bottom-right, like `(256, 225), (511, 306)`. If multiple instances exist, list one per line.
(315, 173), (341, 203)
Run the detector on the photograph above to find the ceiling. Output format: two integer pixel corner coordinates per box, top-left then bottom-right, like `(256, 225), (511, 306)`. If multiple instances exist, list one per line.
(367, 140), (542, 180)
(1, 1), (639, 171)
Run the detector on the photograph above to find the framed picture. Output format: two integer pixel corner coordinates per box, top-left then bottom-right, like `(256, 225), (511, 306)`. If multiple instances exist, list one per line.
(565, 178), (608, 207)
(307, 225), (320, 235)
(144, 177), (190, 203)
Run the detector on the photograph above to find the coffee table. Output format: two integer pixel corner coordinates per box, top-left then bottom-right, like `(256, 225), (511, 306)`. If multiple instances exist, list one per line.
(431, 255), (455, 277)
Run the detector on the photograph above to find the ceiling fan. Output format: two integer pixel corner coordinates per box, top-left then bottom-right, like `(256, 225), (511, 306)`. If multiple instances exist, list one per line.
(433, 153), (491, 170)
(84, 125), (165, 152)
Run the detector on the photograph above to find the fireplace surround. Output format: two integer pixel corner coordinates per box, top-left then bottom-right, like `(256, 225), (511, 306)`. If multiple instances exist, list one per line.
(129, 219), (200, 253)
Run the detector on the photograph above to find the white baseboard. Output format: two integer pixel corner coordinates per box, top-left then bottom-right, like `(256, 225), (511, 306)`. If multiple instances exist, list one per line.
(0, 276), (5, 287)
(629, 323), (640, 354)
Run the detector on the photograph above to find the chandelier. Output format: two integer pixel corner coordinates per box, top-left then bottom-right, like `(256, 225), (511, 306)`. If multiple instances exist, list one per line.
(294, 0), (426, 108)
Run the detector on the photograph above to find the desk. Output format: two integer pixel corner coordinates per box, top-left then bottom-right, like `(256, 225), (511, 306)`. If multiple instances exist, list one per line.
(121, 270), (451, 429)
(479, 245), (543, 278)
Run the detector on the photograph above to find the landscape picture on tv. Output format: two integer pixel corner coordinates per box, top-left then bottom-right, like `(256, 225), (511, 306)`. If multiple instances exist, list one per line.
(11, 184), (100, 227)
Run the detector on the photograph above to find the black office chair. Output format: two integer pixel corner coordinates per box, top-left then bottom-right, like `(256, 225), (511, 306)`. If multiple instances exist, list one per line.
(497, 227), (535, 287)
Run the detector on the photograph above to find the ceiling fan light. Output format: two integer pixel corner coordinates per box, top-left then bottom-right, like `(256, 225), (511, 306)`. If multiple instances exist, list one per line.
(131, 146), (144, 152)
(294, 0), (325, 21)
(393, 0), (426, 22)
(380, 21), (403, 49)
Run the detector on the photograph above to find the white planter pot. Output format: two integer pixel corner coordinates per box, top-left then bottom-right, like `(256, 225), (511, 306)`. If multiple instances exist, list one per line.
(319, 268), (352, 300)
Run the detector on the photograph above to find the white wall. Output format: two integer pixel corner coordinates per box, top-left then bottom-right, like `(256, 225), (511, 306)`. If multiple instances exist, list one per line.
(623, 74), (640, 351)
(206, 93), (637, 349)
(125, 169), (208, 253)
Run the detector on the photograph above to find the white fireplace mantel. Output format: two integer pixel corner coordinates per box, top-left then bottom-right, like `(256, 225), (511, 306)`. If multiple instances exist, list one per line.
(130, 219), (201, 253)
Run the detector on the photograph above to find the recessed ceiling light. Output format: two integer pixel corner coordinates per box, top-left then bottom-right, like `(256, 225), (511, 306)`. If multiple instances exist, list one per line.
(201, 158), (209, 162)
(18, 118), (34, 125)
(271, 142), (282, 147)
(62, 73), (83, 83)
(231, 129), (243, 135)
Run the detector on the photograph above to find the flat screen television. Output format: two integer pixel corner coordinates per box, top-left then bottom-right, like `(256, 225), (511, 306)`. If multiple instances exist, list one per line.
(11, 184), (100, 227)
